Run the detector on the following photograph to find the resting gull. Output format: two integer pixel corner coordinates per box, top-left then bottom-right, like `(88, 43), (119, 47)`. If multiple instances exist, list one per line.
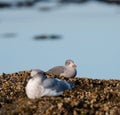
(25, 69), (74, 99)
(46, 59), (77, 78)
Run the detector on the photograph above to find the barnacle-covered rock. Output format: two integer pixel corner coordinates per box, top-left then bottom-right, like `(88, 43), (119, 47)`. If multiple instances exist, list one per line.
(0, 71), (120, 114)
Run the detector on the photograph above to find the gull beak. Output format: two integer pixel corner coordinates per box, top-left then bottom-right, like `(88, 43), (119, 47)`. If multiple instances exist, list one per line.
(72, 64), (77, 68)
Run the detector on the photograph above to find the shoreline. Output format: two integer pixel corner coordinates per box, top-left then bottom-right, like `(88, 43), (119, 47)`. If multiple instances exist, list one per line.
(0, 71), (120, 114)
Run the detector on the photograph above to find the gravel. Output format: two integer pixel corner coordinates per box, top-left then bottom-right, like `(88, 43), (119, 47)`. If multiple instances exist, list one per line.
(0, 71), (120, 115)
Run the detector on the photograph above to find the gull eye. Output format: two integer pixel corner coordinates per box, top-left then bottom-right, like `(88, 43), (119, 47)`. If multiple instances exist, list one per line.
(65, 61), (70, 65)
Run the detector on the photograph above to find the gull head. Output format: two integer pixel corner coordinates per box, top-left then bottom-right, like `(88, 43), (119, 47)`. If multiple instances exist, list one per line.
(30, 69), (44, 77)
(65, 59), (77, 68)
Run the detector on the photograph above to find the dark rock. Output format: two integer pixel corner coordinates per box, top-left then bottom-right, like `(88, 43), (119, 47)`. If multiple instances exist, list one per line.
(34, 34), (62, 40)
(0, 71), (120, 114)
(97, 0), (120, 5)
(59, 0), (89, 3)
(0, 3), (11, 8)
(1, 33), (17, 38)
(34, 35), (49, 40)
(49, 34), (62, 40)
(16, 1), (35, 7)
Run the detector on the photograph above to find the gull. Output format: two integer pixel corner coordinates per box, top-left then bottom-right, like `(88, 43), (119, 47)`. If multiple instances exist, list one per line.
(25, 69), (74, 99)
(46, 59), (77, 78)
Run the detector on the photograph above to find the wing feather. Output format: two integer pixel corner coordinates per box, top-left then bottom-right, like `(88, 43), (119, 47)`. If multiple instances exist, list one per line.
(47, 66), (65, 75)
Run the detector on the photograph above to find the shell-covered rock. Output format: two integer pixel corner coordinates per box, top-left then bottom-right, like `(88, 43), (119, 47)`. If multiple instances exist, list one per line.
(0, 71), (120, 115)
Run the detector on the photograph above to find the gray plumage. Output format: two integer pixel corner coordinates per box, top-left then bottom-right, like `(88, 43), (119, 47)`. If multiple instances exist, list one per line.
(46, 59), (77, 78)
(25, 69), (74, 99)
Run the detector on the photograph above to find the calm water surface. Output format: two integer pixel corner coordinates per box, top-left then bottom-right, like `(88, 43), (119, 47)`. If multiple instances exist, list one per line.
(0, 2), (120, 79)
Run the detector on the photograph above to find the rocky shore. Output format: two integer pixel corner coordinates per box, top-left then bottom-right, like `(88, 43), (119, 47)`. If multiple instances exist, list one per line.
(0, 71), (120, 115)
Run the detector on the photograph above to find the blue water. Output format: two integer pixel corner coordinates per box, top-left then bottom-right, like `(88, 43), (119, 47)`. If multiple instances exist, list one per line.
(0, 2), (120, 79)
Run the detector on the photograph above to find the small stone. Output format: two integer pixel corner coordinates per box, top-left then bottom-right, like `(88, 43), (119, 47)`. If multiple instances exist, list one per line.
(57, 103), (63, 109)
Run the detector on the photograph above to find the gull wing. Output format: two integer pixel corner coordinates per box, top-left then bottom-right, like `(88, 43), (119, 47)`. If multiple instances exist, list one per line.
(47, 66), (65, 75)
(42, 78), (72, 92)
